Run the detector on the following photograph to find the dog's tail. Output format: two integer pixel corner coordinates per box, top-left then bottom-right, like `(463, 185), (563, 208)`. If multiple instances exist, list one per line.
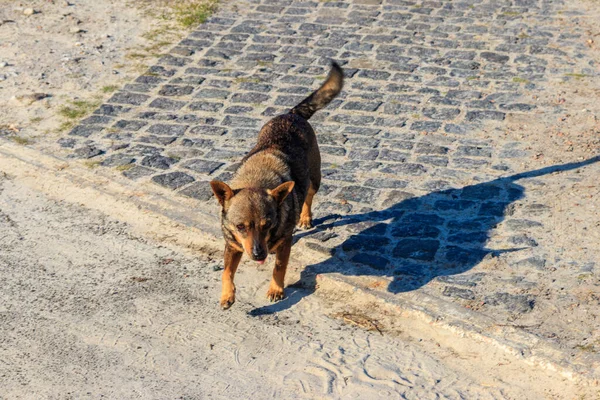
(290, 62), (344, 120)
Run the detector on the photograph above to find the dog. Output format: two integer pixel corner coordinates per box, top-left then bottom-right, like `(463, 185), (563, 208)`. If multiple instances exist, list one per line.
(210, 62), (344, 309)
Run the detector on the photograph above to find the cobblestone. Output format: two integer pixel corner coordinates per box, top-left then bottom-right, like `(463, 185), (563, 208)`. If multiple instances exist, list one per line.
(73, 145), (103, 159)
(141, 155), (179, 170)
(152, 171), (195, 189)
(48, 0), (600, 356)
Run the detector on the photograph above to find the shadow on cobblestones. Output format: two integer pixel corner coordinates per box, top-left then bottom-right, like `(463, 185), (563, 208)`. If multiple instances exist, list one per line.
(250, 156), (599, 315)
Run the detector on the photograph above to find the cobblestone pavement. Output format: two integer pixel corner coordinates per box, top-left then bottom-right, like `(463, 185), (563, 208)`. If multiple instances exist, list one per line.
(35, 0), (600, 364)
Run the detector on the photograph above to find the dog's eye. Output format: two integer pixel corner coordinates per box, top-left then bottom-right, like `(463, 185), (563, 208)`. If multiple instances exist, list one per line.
(236, 224), (246, 232)
(259, 219), (271, 230)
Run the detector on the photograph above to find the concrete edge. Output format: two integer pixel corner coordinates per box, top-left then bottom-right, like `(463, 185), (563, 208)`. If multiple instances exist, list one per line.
(2, 140), (598, 385)
(0, 140), (223, 254)
(315, 272), (600, 384)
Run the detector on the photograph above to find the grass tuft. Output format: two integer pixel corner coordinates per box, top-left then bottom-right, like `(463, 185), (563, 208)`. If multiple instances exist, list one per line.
(575, 344), (596, 352)
(83, 160), (102, 169)
(565, 73), (590, 80)
(59, 99), (101, 120)
(58, 121), (76, 132)
(234, 77), (262, 84)
(256, 60), (273, 67)
(101, 85), (120, 94)
(57, 98), (102, 132)
(8, 136), (32, 145)
(175, 0), (219, 28)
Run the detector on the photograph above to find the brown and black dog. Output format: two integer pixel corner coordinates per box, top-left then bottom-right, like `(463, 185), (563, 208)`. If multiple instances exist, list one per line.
(210, 62), (344, 309)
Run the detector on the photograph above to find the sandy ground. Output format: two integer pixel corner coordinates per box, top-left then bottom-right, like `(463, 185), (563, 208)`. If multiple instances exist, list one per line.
(0, 0), (189, 137)
(0, 0), (599, 397)
(0, 172), (592, 399)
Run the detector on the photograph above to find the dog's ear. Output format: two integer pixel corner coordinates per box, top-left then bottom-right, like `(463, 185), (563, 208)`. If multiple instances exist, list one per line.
(269, 181), (295, 205)
(210, 180), (234, 207)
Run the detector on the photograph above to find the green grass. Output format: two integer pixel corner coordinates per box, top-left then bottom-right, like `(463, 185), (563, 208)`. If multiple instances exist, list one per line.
(83, 160), (102, 169)
(30, 117), (43, 124)
(66, 73), (85, 79)
(131, 64), (150, 74)
(58, 121), (76, 132)
(59, 99), (101, 120)
(142, 25), (176, 41)
(565, 73), (591, 80)
(126, 52), (154, 60)
(57, 98), (102, 132)
(575, 344), (595, 352)
(8, 136), (32, 145)
(143, 40), (173, 53)
(234, 77), (262, 84)
(512, 77), (530, 84)
(116, 164), (134, 171)
(502, 11), (521, 16)
(175, 0), (219, 28)
(101, 85), (120, 94)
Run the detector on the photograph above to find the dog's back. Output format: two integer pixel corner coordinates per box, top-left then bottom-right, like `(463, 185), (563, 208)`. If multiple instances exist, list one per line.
(231, 62), (344, 204)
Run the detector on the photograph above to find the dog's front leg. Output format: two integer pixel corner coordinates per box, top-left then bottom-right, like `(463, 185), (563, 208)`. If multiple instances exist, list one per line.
(221, 244), (242, 309)
(267, 236), (292, 302)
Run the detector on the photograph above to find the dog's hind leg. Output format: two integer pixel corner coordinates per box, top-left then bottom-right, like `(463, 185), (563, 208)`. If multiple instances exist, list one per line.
(299, 145), (321, 230)
(298, 181), (317, 229)
(220, 244), (242, 310)
(267, 237), (292, 301)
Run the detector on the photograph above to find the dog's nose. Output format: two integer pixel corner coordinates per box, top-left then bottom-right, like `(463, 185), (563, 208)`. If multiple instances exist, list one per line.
(252, 244), (266, 261)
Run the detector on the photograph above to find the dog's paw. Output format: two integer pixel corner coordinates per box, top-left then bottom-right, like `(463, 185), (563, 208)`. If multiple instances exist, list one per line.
(297, 216), (313, 230)
(266, 286), (285, 302)
(220, 292), (236, 310)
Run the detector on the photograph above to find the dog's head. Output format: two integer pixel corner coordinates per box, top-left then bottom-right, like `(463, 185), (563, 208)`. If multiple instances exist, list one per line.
(210, 180), (295, 263)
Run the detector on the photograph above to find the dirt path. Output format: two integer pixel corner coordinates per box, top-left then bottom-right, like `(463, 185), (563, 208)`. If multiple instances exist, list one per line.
(1, 0), (599, 397)
(0, 0), (208, 139)
(0, 171), (591, 399)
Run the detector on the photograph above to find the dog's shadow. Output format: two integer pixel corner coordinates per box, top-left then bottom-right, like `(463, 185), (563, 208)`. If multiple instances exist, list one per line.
(249, 156), (599, 316)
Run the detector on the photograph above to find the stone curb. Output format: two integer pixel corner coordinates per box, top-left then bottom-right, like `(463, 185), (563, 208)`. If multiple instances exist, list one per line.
(2, 138), (598, 385)
(315, 271), (600, 384)
(0, 139), (221, 253)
